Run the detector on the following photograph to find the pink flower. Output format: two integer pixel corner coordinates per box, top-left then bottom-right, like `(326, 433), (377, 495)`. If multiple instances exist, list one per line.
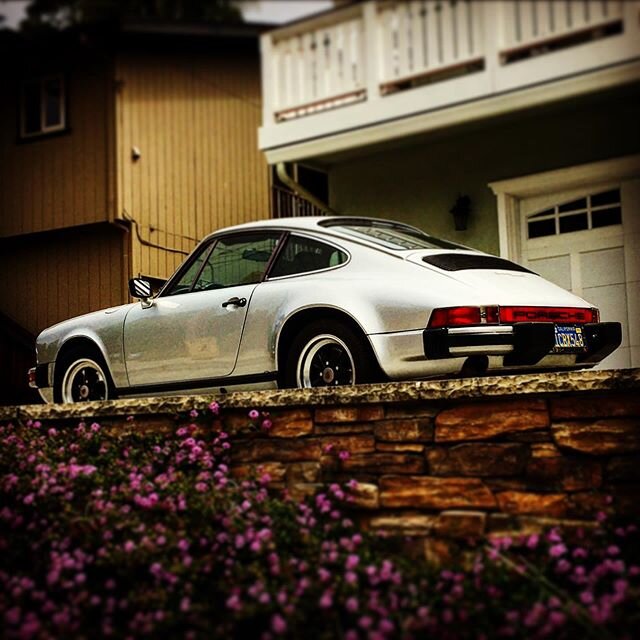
(549, 543), (567, 558)
(195, 482), (207, 493)
(323, 443), (335, 454)
(124, 540), (135, 553)
(248, 409), (260, 420)
(526, 534), (539, 549)
(208, 401), (220, 415)
(345, 554), (360, 570)
(319, 591), (333, 609)
(339, 450), (350, 461)
(271, 614), (287, 635)
(358, 616), (373, 629)
(189, 409), (198, 418)
(345, 571), (358, 585)
(346, 597), (359, 612)
(261, 419), (273, 431)
(318, 568), (331, 582)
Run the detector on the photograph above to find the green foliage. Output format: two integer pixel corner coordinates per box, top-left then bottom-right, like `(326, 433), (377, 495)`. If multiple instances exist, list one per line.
(21, 0), (241, 30)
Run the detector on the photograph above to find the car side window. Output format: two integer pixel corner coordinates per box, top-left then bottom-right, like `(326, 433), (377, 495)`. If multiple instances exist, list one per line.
(269, 235), (348, 278)
(165, 244), (214, 296)
(192, 233), (282, 291)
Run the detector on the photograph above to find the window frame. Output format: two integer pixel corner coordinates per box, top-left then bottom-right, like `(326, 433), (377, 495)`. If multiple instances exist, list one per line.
(526, 188), (622, 240)
(160, 231), (287, 297)
(19, 73), (67, 140)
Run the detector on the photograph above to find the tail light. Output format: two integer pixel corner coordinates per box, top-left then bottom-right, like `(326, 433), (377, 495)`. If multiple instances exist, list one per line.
(428, 306), (599, 328)
(428, 306), (499, 328)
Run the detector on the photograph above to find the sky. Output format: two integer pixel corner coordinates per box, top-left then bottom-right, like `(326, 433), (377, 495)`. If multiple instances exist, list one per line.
(0, 0), (335, 28)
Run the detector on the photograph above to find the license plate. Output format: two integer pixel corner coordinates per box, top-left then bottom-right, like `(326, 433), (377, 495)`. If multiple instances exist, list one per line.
(554, 325), (586, 352)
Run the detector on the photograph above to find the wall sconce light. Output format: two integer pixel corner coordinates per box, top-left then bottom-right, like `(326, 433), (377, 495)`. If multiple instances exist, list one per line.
(450, 195), (471, 231)
(131, 146), (141, 161)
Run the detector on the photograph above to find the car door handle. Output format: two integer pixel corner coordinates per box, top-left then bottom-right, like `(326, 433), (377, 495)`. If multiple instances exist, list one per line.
(222, 296), (247, 308)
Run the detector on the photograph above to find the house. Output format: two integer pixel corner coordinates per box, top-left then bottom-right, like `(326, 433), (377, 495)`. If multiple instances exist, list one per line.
(0, 22), (271, 404)
(259, 0), (640, 370)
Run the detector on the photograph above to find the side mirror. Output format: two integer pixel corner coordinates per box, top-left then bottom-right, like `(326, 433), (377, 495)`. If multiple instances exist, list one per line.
(128, 278), (154, 307)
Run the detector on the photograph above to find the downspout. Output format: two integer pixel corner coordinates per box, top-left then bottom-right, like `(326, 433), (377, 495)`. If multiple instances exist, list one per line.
(276, 162), (338, 215)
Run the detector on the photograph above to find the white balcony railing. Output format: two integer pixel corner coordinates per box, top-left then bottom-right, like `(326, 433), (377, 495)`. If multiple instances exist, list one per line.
(260, 0), (640, 157)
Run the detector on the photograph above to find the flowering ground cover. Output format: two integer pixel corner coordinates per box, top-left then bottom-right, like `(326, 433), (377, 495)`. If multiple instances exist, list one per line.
(1, 405), (639, 639)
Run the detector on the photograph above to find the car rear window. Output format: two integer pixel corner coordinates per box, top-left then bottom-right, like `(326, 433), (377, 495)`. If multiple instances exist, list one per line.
(319, 218), (465, 251)
(422, 254), (534, 273)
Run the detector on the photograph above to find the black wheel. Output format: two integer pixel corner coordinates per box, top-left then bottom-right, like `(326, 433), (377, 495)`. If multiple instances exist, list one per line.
(283, 320), (378, 388)
(54, 348), (115, 403)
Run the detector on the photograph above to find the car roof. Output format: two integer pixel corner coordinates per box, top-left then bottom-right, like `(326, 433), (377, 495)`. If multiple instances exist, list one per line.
(204, 216), (348, 237)
(202, 216), (427, 241)
(201, 216), (474, 254)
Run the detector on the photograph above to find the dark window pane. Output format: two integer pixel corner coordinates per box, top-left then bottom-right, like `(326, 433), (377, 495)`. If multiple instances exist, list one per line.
(195, 233), (280, 290)
(23, 81), (41, 134)
(558, 197), (587, 213)
(528, 208), (554, 219)
(528, 218), (555, 238)
(559, 213), (588, 233)
(270, 235), (347, 277)
(44, 77), (62, 127)
(166, 245), (213, 295)
(592, 206), (622, 228)
(591, 189), (620, 207)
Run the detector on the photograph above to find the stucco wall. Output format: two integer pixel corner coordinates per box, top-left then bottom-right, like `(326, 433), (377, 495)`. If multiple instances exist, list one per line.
(329, 85), (640, 255)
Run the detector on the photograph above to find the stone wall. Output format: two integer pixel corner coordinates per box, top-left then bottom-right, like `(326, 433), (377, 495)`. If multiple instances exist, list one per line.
(3, 369), (639, 559)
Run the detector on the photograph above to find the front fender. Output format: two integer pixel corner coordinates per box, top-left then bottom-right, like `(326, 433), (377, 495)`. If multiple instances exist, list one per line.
(36, 305), (133, 388)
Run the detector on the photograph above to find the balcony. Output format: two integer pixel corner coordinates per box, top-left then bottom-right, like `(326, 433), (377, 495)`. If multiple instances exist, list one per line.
(259, 0), (640, 162)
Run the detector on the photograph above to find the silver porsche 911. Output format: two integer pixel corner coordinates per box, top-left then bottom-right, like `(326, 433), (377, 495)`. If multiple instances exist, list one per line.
(29, 216), (621, 403)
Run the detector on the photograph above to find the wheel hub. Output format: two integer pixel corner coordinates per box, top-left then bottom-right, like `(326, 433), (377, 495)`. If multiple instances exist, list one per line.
(79, 384), (90, 399)
(322, 367), (335, 384)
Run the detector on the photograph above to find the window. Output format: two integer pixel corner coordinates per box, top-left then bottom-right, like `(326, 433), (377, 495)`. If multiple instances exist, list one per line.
(193, 234), (281, 291)
(165, 233), (282, 296)
(269, 235), (348, 278)
(20, 75), (66, 138)
(527, 189), (622, 239)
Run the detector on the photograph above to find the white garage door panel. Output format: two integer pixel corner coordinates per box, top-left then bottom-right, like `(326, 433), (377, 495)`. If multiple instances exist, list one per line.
(580, 247), (626, 288)
(626, 280), (640, 352)
(528, 255), (572, 290)
(581, 283), (630, 368)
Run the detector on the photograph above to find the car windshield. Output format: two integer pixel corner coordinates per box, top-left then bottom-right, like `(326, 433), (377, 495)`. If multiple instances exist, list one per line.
(319, 219), (466, 251)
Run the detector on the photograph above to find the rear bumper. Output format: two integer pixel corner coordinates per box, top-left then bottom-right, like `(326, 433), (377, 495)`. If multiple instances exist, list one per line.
(423, 322), (622, 366)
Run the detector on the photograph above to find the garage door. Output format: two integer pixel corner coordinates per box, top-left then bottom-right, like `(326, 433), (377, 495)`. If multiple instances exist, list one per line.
(520, 180), (639, 369)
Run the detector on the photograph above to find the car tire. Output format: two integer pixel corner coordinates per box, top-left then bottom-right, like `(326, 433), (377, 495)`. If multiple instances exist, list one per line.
(54, 347), (115, 403)
(283, 320), (379, 388)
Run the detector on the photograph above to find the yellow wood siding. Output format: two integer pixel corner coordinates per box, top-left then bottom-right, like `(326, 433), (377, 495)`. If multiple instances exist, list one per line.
(0, 225), (128, 337)
(115, 51), (270, 280)
(0, 61), (114, 237)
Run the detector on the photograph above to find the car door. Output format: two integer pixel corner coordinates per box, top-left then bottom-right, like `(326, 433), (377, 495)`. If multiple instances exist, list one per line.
(123, 231), (282, 389)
